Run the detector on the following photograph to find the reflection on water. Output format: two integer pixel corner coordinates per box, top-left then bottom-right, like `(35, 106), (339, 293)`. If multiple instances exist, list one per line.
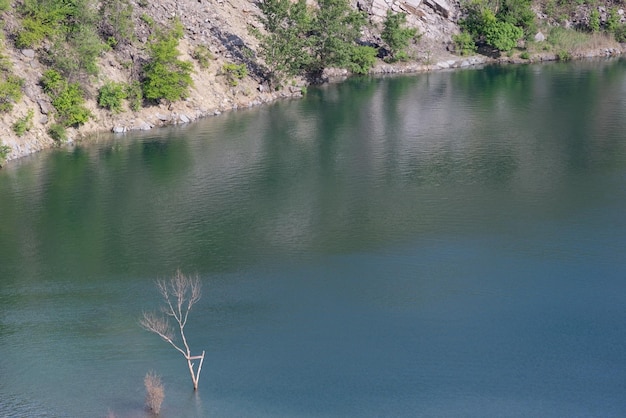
(1, 59), (626, 417)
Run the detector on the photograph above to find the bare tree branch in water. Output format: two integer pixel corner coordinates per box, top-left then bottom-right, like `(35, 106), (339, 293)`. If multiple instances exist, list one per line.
(141, 269), (205, 390)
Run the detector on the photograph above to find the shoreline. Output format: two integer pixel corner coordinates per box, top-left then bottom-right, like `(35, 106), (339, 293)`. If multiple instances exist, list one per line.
(3, 47), (624, 167)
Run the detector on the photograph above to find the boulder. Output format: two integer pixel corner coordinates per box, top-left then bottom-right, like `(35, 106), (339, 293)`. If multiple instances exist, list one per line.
(534, 31), (545, 42)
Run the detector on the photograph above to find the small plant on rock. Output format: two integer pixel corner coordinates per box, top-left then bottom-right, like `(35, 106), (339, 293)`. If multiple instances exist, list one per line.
(453, 32), (477, 56)
(0, 143), (11, 167)
(98, 81), (127, 113)
(192, 45), (213, 69)
(41, 69), (92, 127)
(222, 63), (248, 86)
(48, 123), (67, 142)
(12, 109), (34, 136)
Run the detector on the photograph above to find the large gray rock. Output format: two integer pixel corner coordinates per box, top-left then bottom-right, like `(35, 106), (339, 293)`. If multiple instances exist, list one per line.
(534, 31), (546, 42)
(423, 0), (450, 18)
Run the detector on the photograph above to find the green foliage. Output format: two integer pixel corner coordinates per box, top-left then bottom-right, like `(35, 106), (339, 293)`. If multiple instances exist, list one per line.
(142, 24), (194, 103)
(0, 74), (24, 112)
(98, 81), (127, 113)
(0, 0), (9, 11)
(520, 50), (530, 59)
(48, 123), (67, 142)
(614, 24), (626, 43)
(498, 0), (536, 38)
(482, 9), (523, 52)
(607, 8), (620, 33)
(254, 0), (312, 84)
(99, 0), (134, 48)
(453, 32), (477, 55)
(382, 11), (418, 61)
(12, 109), (34, 136)
(192, 45), (213, 69)
(49, 25), (106, 78)
(222, 63), (248, 86)
(0, 143), (11, 167)
(126, 81), (143, 111)
(17, 0), (105, 80)
(41, 69), (92, 126)
(588, 9), (600, 32)
(256, 0), (372, 83)
(309, 0), (368, 74)
(557, 49), (571, 61)
(460, 0), (526, 52)
(346, 45), (377, 74)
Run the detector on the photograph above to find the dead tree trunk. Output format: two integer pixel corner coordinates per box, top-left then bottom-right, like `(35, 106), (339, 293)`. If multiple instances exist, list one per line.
(140, 269), (205, 390)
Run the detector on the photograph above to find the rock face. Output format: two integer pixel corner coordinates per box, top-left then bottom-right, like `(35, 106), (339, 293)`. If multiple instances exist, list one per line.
(359, 0), (460, 43)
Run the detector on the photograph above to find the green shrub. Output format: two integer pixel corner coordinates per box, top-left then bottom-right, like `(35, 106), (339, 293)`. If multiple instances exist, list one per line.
(255, 0), (369, 83)
(192, 45), (213, 69)
(98, 81), (127, 113)
(453, 32), (477, 56)
(482, 9), (523, 52)
(588, 9), (600, 32)
(126, 81), (143, 111)
(346, 45), (377, 74)
(142, 24), (194, 102)
(12, 109), (34, 136)
(460, 0), (525, 52)
(0, 0), (10, 12)
(382, 11), (418, 61)
(520, 51), (530, 59)
(99, 0), (134, 47)
(48, 123), (67, 142)
(614, 24), (626, 43)
(0, 74), (24, 112)
(0, 143), (10, 167)
(222, 63), (248, 86)
(557, 49), (571, 61)
(41, 69), (92, 126)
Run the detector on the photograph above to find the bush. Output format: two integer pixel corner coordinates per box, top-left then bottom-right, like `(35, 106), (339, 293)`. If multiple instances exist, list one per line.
(0, 143), (10, 167)
(192, 45), (213, 69)
(126, 81), (143, 111)
(0, 0), (10, 12)
(482, 9), (523, 52)
(520, 51), (530, 59)
(346, 45), (377, 74)
(222, 62), (248, 86)
(460, 0), (525, 52)
(382, 11), (418, 61)
(99, 0), (134, 48)
(614, 24), (626, 43)
(12, 109), (34, 136)
(41, 69), (92, 126)
(142, 23), (193, 103)
(256, 0), (369, 82)
(144, 372), (164, 414)
(453, 32), (477, 56)
(557, 49), (571, 61)
(48, 123), (67, 142)
(0, 75), (24, 112)
(588, 9), (600, 33)
(98, 81), (127, 113)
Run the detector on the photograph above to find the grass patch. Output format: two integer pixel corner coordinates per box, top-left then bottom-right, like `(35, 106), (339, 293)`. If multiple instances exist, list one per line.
(525, 26), (619, 57)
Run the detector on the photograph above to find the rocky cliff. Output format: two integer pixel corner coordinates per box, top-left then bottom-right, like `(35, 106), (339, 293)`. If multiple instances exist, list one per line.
(0, 0), (623, 164)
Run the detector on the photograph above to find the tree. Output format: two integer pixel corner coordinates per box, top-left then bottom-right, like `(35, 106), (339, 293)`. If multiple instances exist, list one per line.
(255, 0), (373, 84)
(382, 11), (418, 61)
(142, 21), (193, 103)
(140, 270), (205, 391)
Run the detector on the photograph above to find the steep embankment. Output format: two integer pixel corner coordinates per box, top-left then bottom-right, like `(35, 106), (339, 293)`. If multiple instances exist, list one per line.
(0, 0), (623, 164)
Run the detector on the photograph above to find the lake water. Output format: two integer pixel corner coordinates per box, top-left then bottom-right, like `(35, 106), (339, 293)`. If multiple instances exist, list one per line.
(1, 59), (626, 417)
